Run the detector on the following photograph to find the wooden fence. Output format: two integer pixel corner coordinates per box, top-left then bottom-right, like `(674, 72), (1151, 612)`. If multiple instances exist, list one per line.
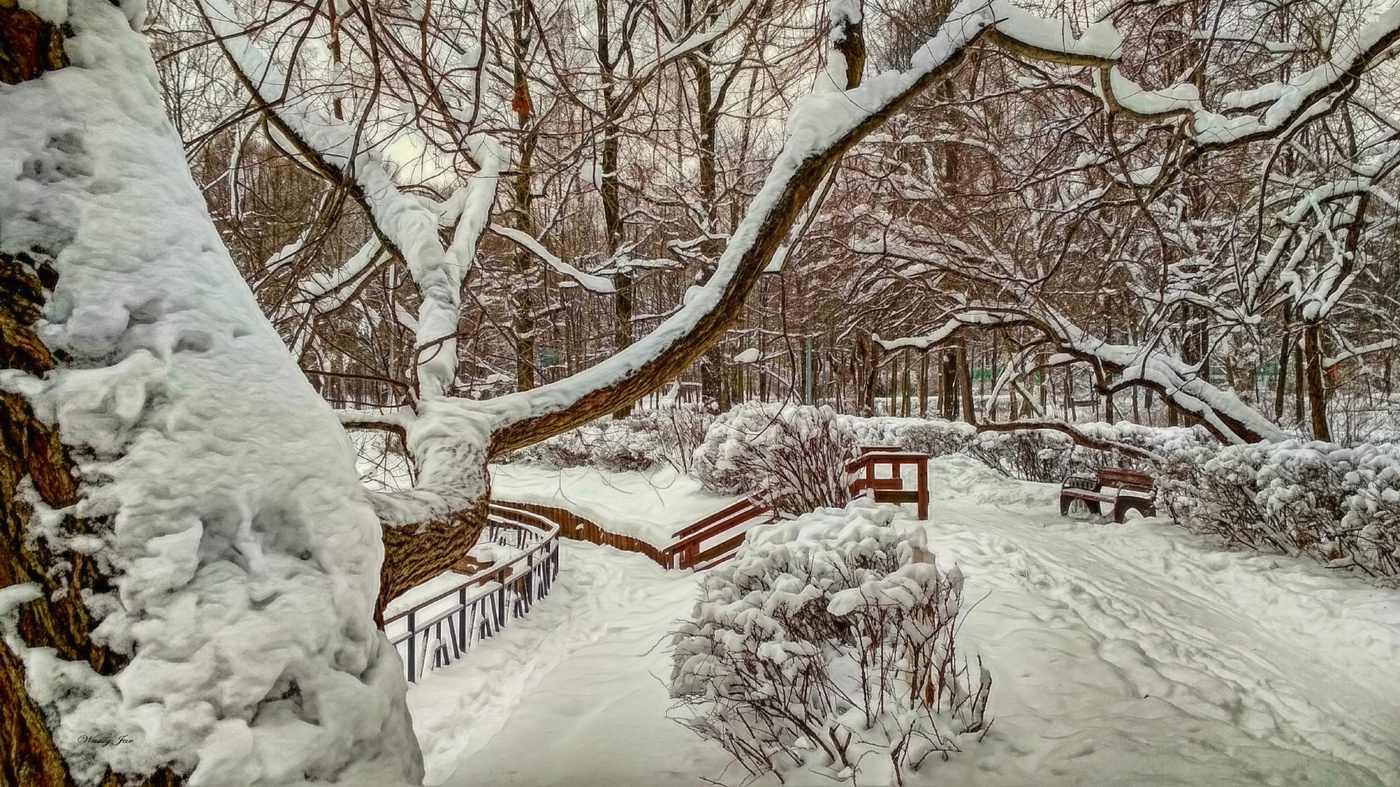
(846, 445), (931, 520)
(494, 497), (773, 572)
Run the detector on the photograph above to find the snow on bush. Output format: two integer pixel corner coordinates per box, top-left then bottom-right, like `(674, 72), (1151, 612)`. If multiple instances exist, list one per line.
(693, 406), (1214, 500)
(691, 403), (858, 514)
(670, 500), (991, 784)
(501, 406), (714, 473)
(1160, 440), (1400, 578)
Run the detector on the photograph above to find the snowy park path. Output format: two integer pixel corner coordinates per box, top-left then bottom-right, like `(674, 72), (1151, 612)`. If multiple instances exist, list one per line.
(411, 457), (1400, 786)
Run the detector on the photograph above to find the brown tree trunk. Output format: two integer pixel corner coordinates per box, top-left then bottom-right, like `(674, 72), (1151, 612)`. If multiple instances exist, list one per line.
(956, 344), (975, 424)
(1275, 311), (1291, 421)
(0, 19), (177, 785)
(1303, 321), (1330, 441)
(941, 350), (957, 420)
(595, 0), (633, 419)
(377, 496), (490, 622)
(2, 253), (181, 786)
(919, 351), (929, 417)
(510, 3), (538, 392)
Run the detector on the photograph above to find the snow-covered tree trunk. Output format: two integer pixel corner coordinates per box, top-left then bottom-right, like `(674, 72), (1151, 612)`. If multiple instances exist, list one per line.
(0, 5), (421, 784)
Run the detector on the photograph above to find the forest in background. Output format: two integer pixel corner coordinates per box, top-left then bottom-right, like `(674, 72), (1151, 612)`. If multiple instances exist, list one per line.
(149, 0), (1400, 449)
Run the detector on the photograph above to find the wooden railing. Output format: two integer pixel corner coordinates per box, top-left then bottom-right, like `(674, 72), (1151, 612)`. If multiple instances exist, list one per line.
(491, 499), (669, 564)
(846, 445), (930, 520)
(383, 505), (561, 683)
(495, 496), (773, 573)
(663, 498), (772, 570)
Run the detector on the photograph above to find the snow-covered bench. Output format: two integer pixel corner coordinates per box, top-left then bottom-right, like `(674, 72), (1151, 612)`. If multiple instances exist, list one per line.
(1059, 467), (1156, 523)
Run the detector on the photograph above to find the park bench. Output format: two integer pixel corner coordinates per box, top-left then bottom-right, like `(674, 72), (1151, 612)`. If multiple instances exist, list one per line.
(1059, 467), (1156, 523)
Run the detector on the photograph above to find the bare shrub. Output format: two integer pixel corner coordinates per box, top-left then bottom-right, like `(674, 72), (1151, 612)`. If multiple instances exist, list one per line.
(692, 403), (858, 514)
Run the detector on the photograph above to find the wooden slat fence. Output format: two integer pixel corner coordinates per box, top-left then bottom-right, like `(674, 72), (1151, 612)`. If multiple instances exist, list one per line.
(846, 445), (931, 520)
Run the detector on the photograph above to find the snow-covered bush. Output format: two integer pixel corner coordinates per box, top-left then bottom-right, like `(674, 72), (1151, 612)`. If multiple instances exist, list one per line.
(1160, 440), (1400, 578)
(693, 407), (1220, 507)
(895, 419), (977, 458)
(692, 403), (857, 514)
(670, 501), (991, 784)
(501, 406), (715, 473)
(964, 429), (1081, 482)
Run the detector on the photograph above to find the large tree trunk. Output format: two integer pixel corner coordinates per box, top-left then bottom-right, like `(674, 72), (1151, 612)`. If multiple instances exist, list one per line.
(510, 6), (538, 392)
(0, 14), (123, 786)
(1303, 321), (1330, 441)
(2, 251), (170, 787)
(2, 9), (421, 783)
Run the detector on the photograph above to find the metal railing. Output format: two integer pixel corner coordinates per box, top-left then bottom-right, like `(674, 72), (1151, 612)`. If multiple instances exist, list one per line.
(383, 505), (561, 683)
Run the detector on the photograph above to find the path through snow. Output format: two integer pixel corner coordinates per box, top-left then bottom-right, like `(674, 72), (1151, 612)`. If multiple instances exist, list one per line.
(412, 457), (1400, 786)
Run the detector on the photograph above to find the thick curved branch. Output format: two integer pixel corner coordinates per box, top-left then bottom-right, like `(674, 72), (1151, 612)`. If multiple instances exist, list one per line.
(200, 0), (502, 398)
(475, 1), (1000, 456)
(976, 420), (1159, 462)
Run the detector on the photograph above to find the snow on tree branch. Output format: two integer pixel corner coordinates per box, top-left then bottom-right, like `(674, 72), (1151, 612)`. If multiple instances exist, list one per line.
(199, 0), (503, 398)
(468, 0), (1004, 454)
(489, 224), (617, 293)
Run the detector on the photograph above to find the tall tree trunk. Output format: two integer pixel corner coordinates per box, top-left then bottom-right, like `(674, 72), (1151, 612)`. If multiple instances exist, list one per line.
(0, 17), (148, 785)
(3, 14), (427, 783)
(595, 0), (632, 418)
(1294, 344), (1306, 425)
(919, 351), (929, 417)
(956, 344), (975, 424)
(1275, 311), (1292, 421)
(2, 251), (171, 787)
(941, 350), (958, 420)
(689, 14), (727, 411)
(901, 352), (912, 417)
(510, 5), (538, 392)
(1303, 321), (1330, 441)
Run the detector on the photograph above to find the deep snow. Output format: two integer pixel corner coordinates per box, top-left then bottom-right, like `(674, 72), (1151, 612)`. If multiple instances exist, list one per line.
(409, 456), (1400, 786)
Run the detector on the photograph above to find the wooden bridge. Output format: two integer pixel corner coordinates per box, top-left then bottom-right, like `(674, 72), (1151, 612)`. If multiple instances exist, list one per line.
(386, 446), (930, 682)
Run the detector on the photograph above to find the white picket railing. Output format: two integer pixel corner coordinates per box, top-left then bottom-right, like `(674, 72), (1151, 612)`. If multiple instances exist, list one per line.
(383, 505), (561, 683)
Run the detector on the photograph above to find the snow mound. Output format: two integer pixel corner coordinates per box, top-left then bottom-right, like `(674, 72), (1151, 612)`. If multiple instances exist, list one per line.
(926, 454), (1061, 509)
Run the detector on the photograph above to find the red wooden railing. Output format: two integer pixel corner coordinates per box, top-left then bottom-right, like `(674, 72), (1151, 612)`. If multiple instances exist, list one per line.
(491, 499), (669, 565)
(495, 496), (773, 572)
(663, 498), (772, 570)
(846, 445), (930, 520)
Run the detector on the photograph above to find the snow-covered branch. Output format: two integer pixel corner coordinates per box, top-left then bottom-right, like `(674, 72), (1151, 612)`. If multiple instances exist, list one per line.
(465, 0), (1002, 455)
(489, 224), (616, 293)
(200, 0), (503, 398)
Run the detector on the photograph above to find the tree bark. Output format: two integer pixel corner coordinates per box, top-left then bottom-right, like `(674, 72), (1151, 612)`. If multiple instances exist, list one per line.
(2, 254), (182, 786)
(1303, 321), (1330, 441)
(956, 343), (975, 424)
(1275, 311), (1291, 421)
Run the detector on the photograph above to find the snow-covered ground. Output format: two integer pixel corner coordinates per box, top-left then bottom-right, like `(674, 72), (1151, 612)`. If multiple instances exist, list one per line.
(409, 457), (1400, 786)
(490, 464), (745, 547)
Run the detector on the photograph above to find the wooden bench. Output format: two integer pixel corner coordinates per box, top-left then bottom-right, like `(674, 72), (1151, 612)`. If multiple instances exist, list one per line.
(1059, 467), (1156, 523)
